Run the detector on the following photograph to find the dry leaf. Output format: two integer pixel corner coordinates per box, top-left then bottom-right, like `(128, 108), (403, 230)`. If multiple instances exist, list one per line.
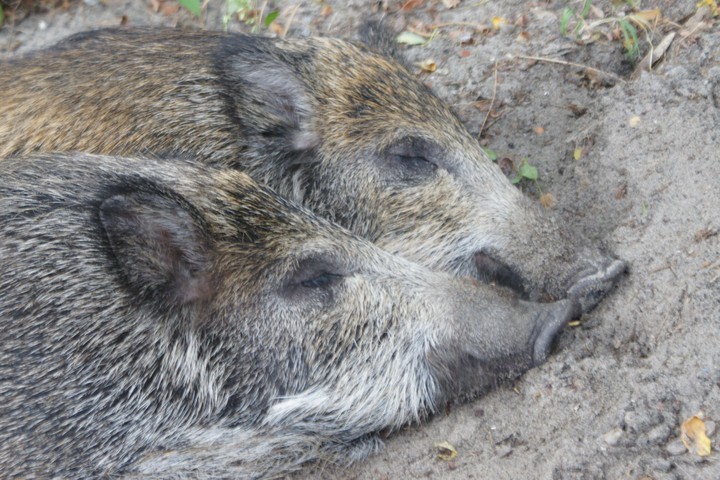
(539, 193), (555, 208)
(442, 0), (460, 8)
(681, 414), (712, 456)
(473, 98), (493, 111)
(498, 157), (514, 176)
(632, 32), (675, 78)
(448, 30), (475, 44)
(418, 59), (437, 73)
(515, 14), (529, 27)
(567, 104), (588, 117)
(320, 5), (333, 17)
(160, 1), (180, 15)
(435, 441), (458, 461)
(614, 183), (627, 200)
(635, 8), (662, 23)
(491, 16), (507, 30)
(402, 0), (424, 12)
(681, 4), (715, 39)
(696, 0), (720, 16)
(396, 31), (427, 46)
(516, 31), (530, 42)
(695, 228), (717, 242)
(589, 4), (604, 18)
(268, 22), (284, 36)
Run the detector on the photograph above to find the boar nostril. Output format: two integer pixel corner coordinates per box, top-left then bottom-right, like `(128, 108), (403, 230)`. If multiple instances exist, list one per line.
(567, 258), (627, 313)
(474, 251), (528, 298)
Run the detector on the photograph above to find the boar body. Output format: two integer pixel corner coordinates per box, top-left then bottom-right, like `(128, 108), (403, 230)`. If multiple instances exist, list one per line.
(0, 153), (576, 478)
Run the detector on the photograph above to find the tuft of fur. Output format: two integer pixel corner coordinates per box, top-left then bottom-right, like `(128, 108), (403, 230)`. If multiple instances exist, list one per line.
(0, 153), (576, 478)
(0, 27), (624, 309)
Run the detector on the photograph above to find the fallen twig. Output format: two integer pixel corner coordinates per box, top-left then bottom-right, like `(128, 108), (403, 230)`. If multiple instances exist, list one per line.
(431, 21), (489, 31)
(478, 61), (498, 139)
(281, 4), (300, 38)
(516, 54), (626, 84)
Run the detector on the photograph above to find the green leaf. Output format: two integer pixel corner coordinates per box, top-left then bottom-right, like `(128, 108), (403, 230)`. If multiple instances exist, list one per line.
(263, 9), (279, 28)
(396, 31), (427, 46)
(482, 147), (498, 161)
(512, 159), (539, 184)
(518, 160), (538, 180)
(179, 0), (201, 17)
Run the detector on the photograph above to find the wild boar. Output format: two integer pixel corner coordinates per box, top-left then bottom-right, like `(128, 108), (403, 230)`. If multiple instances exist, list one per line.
(0, 153), (579, 478)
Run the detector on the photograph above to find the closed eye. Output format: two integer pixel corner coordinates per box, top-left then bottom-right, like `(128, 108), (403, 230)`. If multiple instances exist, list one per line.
(382, 136), (442, 181)
(301, 272), (343, 289)
(390, 154), (437, 172)
(285, 255), (347, 294)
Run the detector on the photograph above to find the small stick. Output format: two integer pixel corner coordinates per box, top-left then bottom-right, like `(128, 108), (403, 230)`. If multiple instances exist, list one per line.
(430, 21), (488, 30)
(282, 4), (300, 38)
(478, 61), (498, 139)
(516, 54), (625, 83)
(257, 0), (267, 32)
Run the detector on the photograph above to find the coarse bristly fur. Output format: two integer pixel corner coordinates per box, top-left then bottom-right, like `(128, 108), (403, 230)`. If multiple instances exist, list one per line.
(0, 27), (625, 312)
(0, 153), (578, 479)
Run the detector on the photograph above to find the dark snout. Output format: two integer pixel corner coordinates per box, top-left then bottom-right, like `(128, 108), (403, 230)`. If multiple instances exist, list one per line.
(531, 298), (582, 366)
(565, 255), (627, 313)
(474, 249), (627, 313)
(430, 284), (580, 403)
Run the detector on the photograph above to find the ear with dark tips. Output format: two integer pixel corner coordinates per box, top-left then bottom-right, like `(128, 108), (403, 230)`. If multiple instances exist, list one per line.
(358, 19), (406, 65)
(99, 192), (214, 305)
(222, 39), (320, 155)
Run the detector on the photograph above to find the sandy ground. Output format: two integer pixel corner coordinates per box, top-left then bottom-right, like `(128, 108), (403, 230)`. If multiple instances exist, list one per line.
(2, 1), (719, 478)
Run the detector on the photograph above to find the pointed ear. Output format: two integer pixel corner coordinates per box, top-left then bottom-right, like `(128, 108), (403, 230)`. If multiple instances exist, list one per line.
(358, 19), (409, 67)
(225, 48), (320, 155)
(99, 192), (214, 306)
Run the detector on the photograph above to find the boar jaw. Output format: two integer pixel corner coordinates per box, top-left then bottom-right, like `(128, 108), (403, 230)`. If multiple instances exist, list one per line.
(427, 288), (579, 403)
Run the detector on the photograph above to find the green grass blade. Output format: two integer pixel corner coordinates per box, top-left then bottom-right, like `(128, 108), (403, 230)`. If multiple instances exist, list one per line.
(179, 0), (201, 18)
(560, 7), (573, 36)
(264, 9), (279, 28)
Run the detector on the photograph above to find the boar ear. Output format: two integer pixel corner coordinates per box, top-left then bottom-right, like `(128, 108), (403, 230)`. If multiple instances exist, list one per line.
(224, 48), (320, 156)
(358, 19), (408, 66)
(99, 192), (213, 306)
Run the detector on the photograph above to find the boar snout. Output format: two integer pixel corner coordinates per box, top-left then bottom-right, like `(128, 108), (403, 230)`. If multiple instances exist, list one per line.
(566, 254), (627, 314)
(432, 286), (578, 401)
(531, 298), (582, 365)
(474, 245), (626, 314)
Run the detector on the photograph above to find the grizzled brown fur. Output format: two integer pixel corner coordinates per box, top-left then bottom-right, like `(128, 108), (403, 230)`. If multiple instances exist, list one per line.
(0, 27), (624, 310)
(0, 153), (576, 478)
